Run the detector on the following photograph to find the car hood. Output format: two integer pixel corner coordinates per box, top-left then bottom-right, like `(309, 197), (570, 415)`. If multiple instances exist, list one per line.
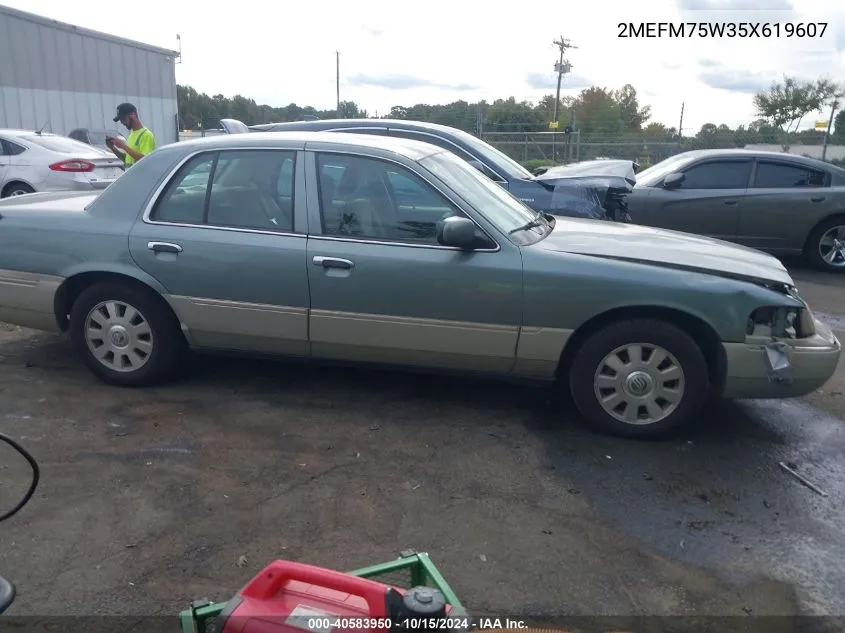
(534, 159), (637, 190)
(530, 159), (637, 221)
(535, 216), (794, 286)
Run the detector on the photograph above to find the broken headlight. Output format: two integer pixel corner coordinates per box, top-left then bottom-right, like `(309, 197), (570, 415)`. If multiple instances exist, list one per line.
(746, 306), (816, 339)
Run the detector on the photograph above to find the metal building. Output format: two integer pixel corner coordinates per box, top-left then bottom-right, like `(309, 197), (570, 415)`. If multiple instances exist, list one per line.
(0, 4), (179, 144)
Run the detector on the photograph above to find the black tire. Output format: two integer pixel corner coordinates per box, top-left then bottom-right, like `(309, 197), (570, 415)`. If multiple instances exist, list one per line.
(69, 281), (187, 386)
(568, 318), (709, 439)
(804, 216), (845, 272)
(1, 182), (35, 198)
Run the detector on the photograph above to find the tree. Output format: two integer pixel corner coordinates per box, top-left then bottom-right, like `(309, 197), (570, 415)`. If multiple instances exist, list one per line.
(753, 76), (843, 150)
(833, 108), (845, 141)
(572, 87), (624, 136)
(614, 84), (651, 131)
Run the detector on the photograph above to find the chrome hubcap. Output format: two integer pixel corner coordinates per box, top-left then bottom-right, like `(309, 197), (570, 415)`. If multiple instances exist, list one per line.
(9, 189), (29, 196)
(594, 343), (685, 425)
(818, 226), (845, 268)
(84, 300), (153, 372)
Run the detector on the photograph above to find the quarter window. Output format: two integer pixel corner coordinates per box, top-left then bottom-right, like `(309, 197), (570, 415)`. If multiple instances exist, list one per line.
(679, 160), (752, 189)
(316, 153), (460, 243)
(151, 149), (296, 232)
(0, 139), (26, 156)
(752, 161), (829, 188)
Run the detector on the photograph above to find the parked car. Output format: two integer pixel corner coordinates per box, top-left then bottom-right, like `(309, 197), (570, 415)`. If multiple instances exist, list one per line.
(68, 127), (126, 153)
(0, 129), (125, 198)
(627, 149), (845, 272)
(0, 132), (838, 438)
(219, 118), (635, 222)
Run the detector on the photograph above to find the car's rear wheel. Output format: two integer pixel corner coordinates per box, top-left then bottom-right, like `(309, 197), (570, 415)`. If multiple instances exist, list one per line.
(69, 282), (187, 386)
(1, 182), (35, 197)
(804, 217), (845, 272)
(568, 319), (709, 438)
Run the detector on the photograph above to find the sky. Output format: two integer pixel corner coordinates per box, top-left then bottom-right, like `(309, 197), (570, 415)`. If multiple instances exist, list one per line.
(3, 0), (844, 134)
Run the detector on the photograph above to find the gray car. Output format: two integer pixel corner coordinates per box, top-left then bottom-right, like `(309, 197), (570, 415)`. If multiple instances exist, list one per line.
(0, 129), (124, 198)
(0, 132), (839, 438)
(627, 149), (845, 272)
(68, 127), (127, 154)
(220, 118), (635, 221)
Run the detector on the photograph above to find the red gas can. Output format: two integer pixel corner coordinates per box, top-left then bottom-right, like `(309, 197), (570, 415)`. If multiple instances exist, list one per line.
(218, 560), (452, 633)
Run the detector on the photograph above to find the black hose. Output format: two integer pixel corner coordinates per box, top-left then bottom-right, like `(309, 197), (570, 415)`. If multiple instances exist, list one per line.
(0, 432), (39, 523)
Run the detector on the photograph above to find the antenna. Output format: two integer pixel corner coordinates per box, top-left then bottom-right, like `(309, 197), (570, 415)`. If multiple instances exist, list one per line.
(175, 34), (182, 64)
(35, 121), (48, 135)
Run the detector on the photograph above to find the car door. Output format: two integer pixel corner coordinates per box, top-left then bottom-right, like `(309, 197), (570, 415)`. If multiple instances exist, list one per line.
(128, 146), (311, 356)
(737, 159), (836, 253)
(639, 158), (752, 240)
(303, 148), (524, 374)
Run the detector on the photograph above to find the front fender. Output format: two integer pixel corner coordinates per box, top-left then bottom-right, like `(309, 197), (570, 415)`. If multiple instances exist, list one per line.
(522, 250), (802, 344)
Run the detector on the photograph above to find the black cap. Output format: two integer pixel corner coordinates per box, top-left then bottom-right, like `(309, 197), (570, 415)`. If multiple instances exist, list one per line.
(113, 102), (137, 122)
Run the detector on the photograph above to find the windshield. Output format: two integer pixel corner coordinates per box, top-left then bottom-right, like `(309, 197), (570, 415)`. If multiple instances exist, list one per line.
(634, 152), (695, 185)
(449, 128), (534, 181)
(20, 134), (103, 154)
(420, 149), (540, 236)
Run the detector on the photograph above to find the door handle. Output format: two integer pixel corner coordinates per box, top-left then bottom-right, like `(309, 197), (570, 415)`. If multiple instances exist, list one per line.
(811, 196), (826, 203)
(148, 241), (183, 254)
(312, 256), (354, 269)
(723, 200), (738, 205)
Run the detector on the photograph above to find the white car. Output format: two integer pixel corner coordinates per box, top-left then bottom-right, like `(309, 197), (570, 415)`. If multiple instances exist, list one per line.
(0, 129), (125, 198)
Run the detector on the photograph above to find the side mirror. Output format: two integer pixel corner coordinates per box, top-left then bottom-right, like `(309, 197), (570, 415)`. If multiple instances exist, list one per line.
(436, 216), (476, 249)
(663, 172), (685, 189)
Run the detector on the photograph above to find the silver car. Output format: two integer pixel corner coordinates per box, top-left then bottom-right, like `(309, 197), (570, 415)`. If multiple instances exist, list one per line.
(0, 129), (125, 198)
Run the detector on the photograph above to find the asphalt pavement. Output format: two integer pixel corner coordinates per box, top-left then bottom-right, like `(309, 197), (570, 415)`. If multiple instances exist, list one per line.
(1, 260), (844, 627)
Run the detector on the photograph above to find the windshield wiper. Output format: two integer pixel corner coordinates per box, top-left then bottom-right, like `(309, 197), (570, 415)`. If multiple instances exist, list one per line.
(509, 212), (549, 234)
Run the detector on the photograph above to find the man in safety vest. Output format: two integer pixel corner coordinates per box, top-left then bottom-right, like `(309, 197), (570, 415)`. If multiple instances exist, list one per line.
(106, 102), (156, 168)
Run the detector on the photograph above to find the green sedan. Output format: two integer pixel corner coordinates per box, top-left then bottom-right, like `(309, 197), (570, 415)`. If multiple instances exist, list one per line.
(0, 131), (839, 438)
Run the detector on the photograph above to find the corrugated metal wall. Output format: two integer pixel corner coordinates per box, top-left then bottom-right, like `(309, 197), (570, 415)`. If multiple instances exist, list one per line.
(0, 6), (178, 145)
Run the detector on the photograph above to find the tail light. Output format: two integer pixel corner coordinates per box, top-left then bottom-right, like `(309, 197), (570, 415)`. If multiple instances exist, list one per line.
(49, 160), (94, 172)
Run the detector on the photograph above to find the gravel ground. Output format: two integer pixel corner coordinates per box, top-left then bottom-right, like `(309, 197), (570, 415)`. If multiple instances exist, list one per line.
(1, 261), (844, 628)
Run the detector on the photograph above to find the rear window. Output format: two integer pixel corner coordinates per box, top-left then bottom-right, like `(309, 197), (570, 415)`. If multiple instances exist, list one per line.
(19, 134), (99, 154)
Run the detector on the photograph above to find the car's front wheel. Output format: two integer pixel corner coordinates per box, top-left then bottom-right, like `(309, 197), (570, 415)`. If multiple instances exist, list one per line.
(568, 319), (709, 438)
(69, 281), (187, 386)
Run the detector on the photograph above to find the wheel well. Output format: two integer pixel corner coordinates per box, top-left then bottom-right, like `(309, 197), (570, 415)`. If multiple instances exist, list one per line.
(803, 212), (845, 254)
(556, 305), (727, 387)
(54, 271), (177, 332)
(1, 180), (35, 196)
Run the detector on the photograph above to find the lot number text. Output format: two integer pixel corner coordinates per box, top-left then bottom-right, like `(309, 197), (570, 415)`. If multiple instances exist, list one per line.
(618, 22), (828, 38)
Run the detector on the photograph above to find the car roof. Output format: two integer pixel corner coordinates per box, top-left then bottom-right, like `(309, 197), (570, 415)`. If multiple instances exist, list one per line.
(0, 129), (66, 138)
(174, 130), (448, 161)
(253, 118), (474, 137)
(677, 148), (840, 171)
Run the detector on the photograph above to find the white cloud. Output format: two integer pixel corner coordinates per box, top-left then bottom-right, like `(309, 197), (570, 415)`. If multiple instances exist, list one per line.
(4, 0), (844, 131)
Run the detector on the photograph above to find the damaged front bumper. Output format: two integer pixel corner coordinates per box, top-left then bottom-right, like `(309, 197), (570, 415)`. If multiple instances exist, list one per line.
(720, 317), (841, 399)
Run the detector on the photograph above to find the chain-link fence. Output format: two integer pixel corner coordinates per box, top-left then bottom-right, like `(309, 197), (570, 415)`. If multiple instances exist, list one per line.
(480, 131), (683, 167)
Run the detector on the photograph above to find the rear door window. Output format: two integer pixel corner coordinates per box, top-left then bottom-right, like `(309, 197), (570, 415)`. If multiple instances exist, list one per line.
(752, 161), (829, 188)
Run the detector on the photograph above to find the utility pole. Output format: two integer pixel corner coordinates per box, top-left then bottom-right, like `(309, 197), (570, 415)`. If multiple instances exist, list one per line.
(678, 102), (685, 141)
(551, 36), (576, 162)
(822, 99), (839, 162)
(336, 50), (340, 116)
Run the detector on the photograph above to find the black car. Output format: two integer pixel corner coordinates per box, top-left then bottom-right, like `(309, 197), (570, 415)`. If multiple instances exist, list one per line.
(218, 118), (636, 222)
